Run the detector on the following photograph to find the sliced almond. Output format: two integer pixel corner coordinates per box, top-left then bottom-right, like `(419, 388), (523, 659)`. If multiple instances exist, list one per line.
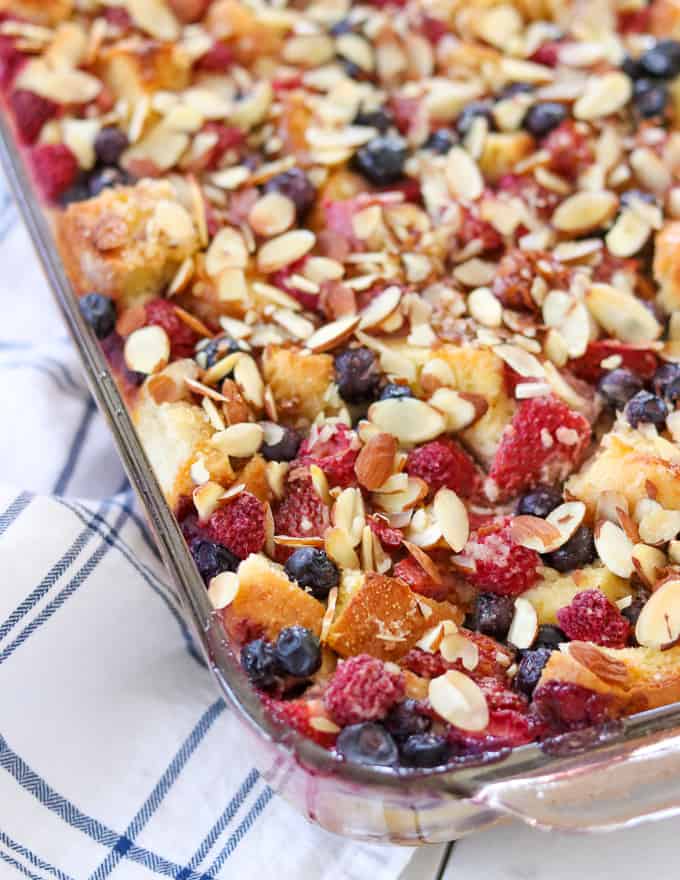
(433, 488), (469, 552)
(632, 543), (667, 590)
(428, 671), (489, 731)
(552, 191), (618, 234)
(440, 633), (479, 671)
(445, 146), (484, 200)
(305, 315), (360, 353)
(233, 354), (264, 408)
(574, 72), (632, 121)
(428, 388), (487, 432)
(211, 423), (263, 458)
(568, 642), (630, 687)
(507, 597), (538, 650)
(274, 535), (325, 547)
(368, 398), (446, 444)
(248, 192), (296, 237)
(257, 229), (316, 273)
(355, 433), (397, 491)
(207, 571), (239, 610)
(510, 515), (562, 553)
(325, 526), (360, 569)
(494, 343), (545, 378)
(597, 490), (629, 524)
(545, 501), (586, 548)
(638, 508), (680, 545)
(406, 506), (443, 548)
(594, 520), (635, 578)
(193, 480), (224, 521)
(606, 207), (651, 258)
(127, 0), (179, 40)
(636, 578), (680, 648)
(124, 325), (170, 375)
(358, 285), (402, 330)
(402, 541), (442, 583)
(333, 487), (365, 547)
(585, 282), (661, 344)
(373, 476), (428, 515)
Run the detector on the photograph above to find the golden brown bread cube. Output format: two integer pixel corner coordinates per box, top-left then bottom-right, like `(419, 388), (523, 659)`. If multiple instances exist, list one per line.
(478, 132), (534, 183)
(262, 345), (334, 424)
(57, 180), (201, 307)
(523, 565), (633, 625)
(653, 221), (680, 312)
(0, 0), (72, 24)
(326, 571), (463, 661)
(538, 641), (680, 715)
(221, 553), (325, 642)
(97, 39), (191, 104)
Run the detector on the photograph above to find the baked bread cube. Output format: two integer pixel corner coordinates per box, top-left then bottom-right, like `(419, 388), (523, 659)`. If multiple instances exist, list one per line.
(57, 179), (201, 307)
(0, 0), (72, 24)
(262, 345), (334, 424)
(479, 132), (534, 183)
(523, 564), (633, 625)
(97, 39), (191, 105)
(221, 553), (325, 642)
(326, 570), (463, 661)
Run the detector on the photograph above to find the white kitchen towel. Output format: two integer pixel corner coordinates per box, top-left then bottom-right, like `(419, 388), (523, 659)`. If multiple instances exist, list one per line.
(0, 180), (414, 880)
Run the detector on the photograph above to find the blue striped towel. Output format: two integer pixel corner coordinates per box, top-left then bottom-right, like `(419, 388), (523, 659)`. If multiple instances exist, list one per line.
(0, 178), (415, 880)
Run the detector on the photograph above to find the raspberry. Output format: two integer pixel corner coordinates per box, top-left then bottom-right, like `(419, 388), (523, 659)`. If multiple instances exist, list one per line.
(200, 121), (243, 170)
(104, 6), (133, 30)
(401, 648), (448, 679)
(458, 637), (515, 683)
(324, 654), (405, 726)
(567, 340), (659, 383)
(144, 298), (200, 359)
(458, 206), (503, 252)
(556, 589), (630, 648)
(476, 676), (528, 713)
(493, 249), (571, 312)
(488, 396), (591, 500)
(9, 89), (57, 144)
(30, 143), (78, 201)
(0, 35), (26, 90)
(461, 517), (540, 596)
(388, 95), (420, 134)
(393, 556), (448, 600)
(368, 516), (403, 548)
(529, 41), (560, 66)
(406, 438), (482, 498)
(543, 120), (593, 179)
(321, 197), (367, 256)
(298, 423), (359, 488)
(206, 492), (266, 560)
(531, 681), (613, 733)
(273, 471), (331, 542)
(263, 697), (337, 747)
(270, 258), (321, 312)
(496, 173), (560, 222)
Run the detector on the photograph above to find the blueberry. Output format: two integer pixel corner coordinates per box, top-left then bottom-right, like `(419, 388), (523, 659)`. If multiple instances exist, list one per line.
(598, 368), (644, 410)
(94, 127), (129, 166)
(399, 733), (451, 768)
(621, 595), (648, 629)
(88, 166), (130, 197)
(633, 78), (668, 118)
(625, 390), (669, 428)
(523, 102), (568, 137)
(190, 538), (239, 582)
(383, 699), (431, 739)
(336, 722), (398, 766)
(59, 178), (91, 205)
(543, 525), (596, 573)
(353, 135), (408, 186)
(284, 547), (339, 598)
(379, 382), (413, 400)
(241, 639), (279, 689)
(515, 648), (551, 697)
(329, 17), (353, 35)
(622, 55), (643, 80)
(195, 335), (243, 368)
(260, 423), (301, 462)
(516, 485), (563, 518)
(79, 292), (116, 338)
(424, 128), (456, 154)
(639, 40), (680, 79)
(335, 346), (380, 403)
(535, 624), (567, 650)
(273, 626), (321, 678)
(456, 101), (495, 137)
(264, 167), (316, 217)
(620, 188), (659, 208)
(354, 106), (392, 133)
(652, 362), (680, 403)
(471, 593), (515, 641)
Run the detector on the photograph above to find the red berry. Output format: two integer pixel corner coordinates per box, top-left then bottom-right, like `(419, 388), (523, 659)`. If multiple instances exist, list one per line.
(324, 654), (405, 726)
(321, 197), (368, 257)
(406, 437), (482, 498)
(30, 143), (78, 201)
(144, 298), (200, 359)
(368, 515), (403, 548)
(200, 121), (243, 170)
(531, 680), (613, 733)
(206, 492), (266, 560)
(263, 696), (337, 747)
(420, 14), (449, 44)
(556, 589), (630, 648)
(496, 173), (560, 221)
(567, 340), (659, 383)
(529, 41), (560, 66)
(9, 89), (57, 144)
(298, 423), (359, 488)
(196, 41), (234, 71)
(273, 470), (331, 543)
(458, 206), (503, 252)
(401, 648), (448, 679)
(393, 556), (448, 600)
(477, 676), (528, 713)
(488, 396), (591, 500)
(103, 6), (133, 30)
(461, 517), (540, 596)
(270, 258), (321, 312)
(543, 120), (593, 179)
(0, 34), (26, 91)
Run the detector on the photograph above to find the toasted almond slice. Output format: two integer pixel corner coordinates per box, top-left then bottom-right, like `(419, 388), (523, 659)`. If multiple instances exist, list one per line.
(507, 597), (538, 650)
(124, 325), (170, 375)
(406, 506), (443, 548)
(545, 501), (586, 548)
(211, 423), (263, 458)
(605, 207), (651, 258)
(402, 541), (442, 583)
(552, 191), (618, 234)
(510, 515), (562, 553)
(248, 192), (296, 237)
(358, 285), (402, 330)
(574, 71), (632, 120)
(257, 229), (315, 273)
(305, 315), (360, 353)
(428, 388), (486, 432)
(596, 490), (629, 524)
(368, 398), (446, 444)
(440, 633), (479, 671)
(635, 578), (680, 648)
(433, 488), (469, 552)
(445, 146), (483, 200)
(325, 526), (360, 568)
(373, 472), (409, 494)
(202, 351), (242, 386)
(233, 354), (264, 408)
(638, 508), (680, 545)
(207, 571), (239, 610)
(355, 432), (397, 491)
(274, 535), (325, 547)
(494, 343), (545, 378)
(333, 487), (365, 546)
(416, 621), (450, 653)
(193, 480), (224, 521)
(428, 671), (489, 731)
(320, 586), (338, 643)
(595, 520), (635, 578)
(585, 282), (661, 344)
(632, 543), (667, 590)
(373, 477), (428, 515)
(568, 642), (630, 687)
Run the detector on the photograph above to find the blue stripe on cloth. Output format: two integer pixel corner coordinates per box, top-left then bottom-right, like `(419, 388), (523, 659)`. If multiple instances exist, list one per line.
(0, 831), (75, 880)
(0, 736), (214, 880)
(88, 700), (226, 880)
(52, 399), (97, 495)
(106, 486), (160, 561)
(0, 505), (128, 665)
(0, 847), (46, 880)
(208, 786), (274, 875)
(0, 492), (32, 538)
(178, 769), (260, 878)
(0, 362), (76, 395)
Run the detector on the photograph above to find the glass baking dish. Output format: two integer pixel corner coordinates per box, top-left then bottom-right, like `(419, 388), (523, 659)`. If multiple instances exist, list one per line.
(5, 109), (680, 844)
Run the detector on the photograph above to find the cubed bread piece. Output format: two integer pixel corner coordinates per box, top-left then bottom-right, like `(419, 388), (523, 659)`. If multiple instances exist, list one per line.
(538, 641), (680, 714)
(97, 39), (191, 104)
(654, 221), (680, 313)
(651, 0), (680, 38)
(566, 424), (680, 514)
(523, 564), (633, 625)
(0, 0), (71, 24)
(326, 571), (463, 661)
(262, 345), (334, 424)
(236, 454), (271, 503)
(436, 345), (515, 466)
(479, 132), (534, 183)
(57, 180), (200, 307)
(221, 553), (325, 642)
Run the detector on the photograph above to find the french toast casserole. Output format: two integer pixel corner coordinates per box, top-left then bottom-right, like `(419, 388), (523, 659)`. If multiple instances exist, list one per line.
(5, 0), (680, 771)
